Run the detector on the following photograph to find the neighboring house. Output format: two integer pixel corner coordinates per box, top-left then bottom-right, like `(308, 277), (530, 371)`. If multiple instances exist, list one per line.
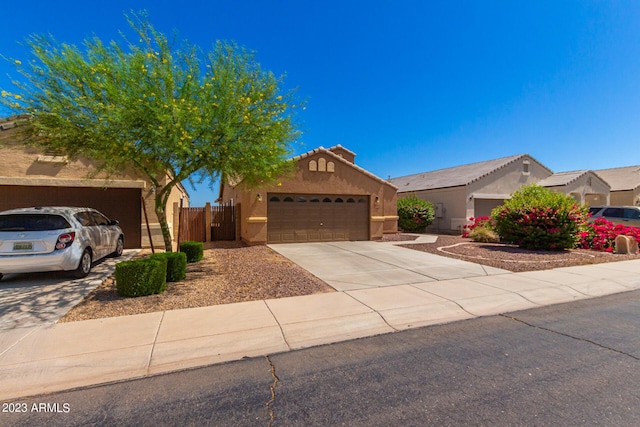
(537, 170), (610, 206)
(593, 166), (640, 206)
(390, 154), (611, 233)
(0, 115), (189, 249)
(219, 145), (398, 244)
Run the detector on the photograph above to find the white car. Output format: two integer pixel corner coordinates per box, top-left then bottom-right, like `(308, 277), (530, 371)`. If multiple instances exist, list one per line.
(0, 207), (124, 281)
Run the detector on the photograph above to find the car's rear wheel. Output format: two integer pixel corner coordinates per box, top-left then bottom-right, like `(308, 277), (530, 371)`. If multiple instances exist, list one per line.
(73, 249), (92, 278)
(111, 236), (124, 258)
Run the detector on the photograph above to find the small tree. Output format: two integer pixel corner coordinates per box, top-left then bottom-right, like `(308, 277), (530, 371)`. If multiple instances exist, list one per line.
(397, 195), (435, 232)
(1, 12), (300, 251)
(491, 184), (588, 250)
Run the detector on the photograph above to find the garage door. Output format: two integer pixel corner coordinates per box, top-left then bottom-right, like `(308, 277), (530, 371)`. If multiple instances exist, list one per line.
(267, 194), (369, 243)
(0, 185), (141, 248)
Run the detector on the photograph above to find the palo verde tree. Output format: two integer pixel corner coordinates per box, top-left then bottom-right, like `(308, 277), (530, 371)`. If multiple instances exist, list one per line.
(0, 12), (300, 251)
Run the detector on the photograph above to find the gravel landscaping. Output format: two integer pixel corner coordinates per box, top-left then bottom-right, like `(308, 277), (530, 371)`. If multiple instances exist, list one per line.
(395, 234), (640, 272)
(60, 241), (334, 323)
(60, 234), (640, 322)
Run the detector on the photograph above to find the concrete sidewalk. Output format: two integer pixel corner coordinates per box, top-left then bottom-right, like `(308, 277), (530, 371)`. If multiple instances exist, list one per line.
(2, 253), (640, 401)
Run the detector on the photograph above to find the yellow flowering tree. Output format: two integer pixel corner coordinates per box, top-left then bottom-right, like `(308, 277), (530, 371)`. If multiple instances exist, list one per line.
(0, 13), (300, 251)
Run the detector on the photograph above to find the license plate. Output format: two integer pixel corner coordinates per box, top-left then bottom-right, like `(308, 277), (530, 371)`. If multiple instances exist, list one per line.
(13, 242), (33, 251)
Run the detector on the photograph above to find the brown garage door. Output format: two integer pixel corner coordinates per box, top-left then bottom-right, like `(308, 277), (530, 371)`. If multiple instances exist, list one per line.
(0, 185), (141, 248)
(267, 194), (369, 243)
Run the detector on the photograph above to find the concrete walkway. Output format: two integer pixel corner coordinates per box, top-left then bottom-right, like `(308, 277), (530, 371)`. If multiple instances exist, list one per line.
(2, 243), (640, 400)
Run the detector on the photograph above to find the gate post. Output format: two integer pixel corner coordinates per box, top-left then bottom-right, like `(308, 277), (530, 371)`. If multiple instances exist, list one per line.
(205, 202), (211, 242)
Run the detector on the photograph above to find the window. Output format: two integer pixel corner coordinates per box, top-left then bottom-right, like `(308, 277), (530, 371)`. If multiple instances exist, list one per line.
(0, 214), (71, 231)
(335, 198), (344, 203)
(323, 197), (332, 203)
(269, 196), (280, 202)
(90, 211), (110, 226)
(75, 212), (95, 226)
(624, 209), (640, 220)
(283, 196), (294, 202)
(347, 198), (355, 203)
(297, 197), (307, 202)
(522, 160), (530, 174)
(603, 208), (624, 218)
(310, 198), (320, 203)
(358, 198), (367, 203)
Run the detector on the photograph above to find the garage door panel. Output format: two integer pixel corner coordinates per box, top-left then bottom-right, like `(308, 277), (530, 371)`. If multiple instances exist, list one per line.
(268, 193), (368, 244)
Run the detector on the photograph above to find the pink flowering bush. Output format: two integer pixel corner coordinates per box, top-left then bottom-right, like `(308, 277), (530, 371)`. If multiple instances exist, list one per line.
(491, 184), (588, 250)
(462, 216), (499, 242)
(578, 218), (640, 252)
(397, 195), (435, 232)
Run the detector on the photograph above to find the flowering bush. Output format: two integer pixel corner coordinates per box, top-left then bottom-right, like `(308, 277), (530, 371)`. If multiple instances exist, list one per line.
(462, 216), (494, 237)
(462, 216), (499, 242)
(397, 195), (435, 232)
(491, 184), (588, 250)
(578, 218), (640, 252)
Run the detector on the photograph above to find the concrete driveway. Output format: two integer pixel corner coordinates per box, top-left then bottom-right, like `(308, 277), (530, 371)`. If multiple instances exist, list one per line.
(268, 241), (509, 291)
(0, 250), (137, 330)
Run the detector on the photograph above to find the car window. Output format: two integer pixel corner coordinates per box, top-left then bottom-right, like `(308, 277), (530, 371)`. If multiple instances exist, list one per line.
(90, 211), (110, 226)
(588, 207), (602, 215)
(0, 214), (71, 231)
(624, 209), (640, 220)
(75, 212), (95, 227)
(603, 208), (624, 218)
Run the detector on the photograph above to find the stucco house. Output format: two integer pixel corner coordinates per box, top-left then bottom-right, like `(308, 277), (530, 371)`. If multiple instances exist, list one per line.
(219, 145), (398, 244)
(390, 154), (610, 233)
(0, 115), (189, 249)
(593, 166), (640, 206)
(537, 170), (609, 206)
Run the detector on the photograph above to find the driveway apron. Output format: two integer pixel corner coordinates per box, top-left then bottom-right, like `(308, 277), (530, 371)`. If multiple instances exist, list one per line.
(268, 241), (509, 291)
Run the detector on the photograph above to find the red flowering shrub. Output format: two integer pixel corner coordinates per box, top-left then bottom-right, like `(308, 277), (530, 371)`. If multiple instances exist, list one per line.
(491, 184), (588, 250)
(578, 218), (640, 252)
(462, 216), (495, 238)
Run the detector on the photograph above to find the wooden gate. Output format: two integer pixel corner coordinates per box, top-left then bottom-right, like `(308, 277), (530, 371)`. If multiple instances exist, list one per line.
(212, 201), (236, 241)
(179, 207), (206, 242)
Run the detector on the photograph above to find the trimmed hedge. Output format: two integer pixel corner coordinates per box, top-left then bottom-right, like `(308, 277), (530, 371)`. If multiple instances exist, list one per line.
(115, 257), (167, 297)
(180, 241), (204, 263)
(150, 252), (187, 282)
(397, 195), (435, 232)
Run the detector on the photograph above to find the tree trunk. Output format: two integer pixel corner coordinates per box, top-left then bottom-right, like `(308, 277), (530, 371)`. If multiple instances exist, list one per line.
(155, 193), (174, 252)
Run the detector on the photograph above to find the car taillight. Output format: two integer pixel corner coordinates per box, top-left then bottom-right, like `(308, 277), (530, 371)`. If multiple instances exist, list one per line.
(55, 232), (76, 250)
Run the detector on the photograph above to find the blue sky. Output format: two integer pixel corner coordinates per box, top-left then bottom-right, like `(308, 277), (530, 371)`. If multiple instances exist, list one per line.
(2, 1), (639, 206)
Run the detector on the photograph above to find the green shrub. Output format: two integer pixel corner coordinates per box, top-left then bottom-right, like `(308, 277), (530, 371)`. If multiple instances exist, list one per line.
(397, 195), (435, 232)
(150, 252), (187, 282)
(179, 241), (204, 263)
(491, 184), (588, 250)
(115, 257), (167, 297)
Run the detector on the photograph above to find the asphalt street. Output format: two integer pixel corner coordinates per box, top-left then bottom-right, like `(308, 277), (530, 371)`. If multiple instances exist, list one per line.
(2, 289), (640, 427)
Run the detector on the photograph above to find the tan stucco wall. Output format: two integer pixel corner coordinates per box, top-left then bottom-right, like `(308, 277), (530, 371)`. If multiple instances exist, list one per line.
(221, 150), (397, 244)
(1, 126), (188, 248)
(544, 176), (610, 207)
(610, 189), (640, 206)
(407, 186), (467, 233)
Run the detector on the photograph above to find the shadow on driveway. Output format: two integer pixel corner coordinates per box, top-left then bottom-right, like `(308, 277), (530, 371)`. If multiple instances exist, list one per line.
(0, 250), (137, 330)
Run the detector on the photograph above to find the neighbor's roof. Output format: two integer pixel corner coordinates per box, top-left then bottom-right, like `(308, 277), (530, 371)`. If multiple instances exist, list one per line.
(537, 170), (610, 188)
(593, 166), (640, 191)
(390, 154), (551, 192)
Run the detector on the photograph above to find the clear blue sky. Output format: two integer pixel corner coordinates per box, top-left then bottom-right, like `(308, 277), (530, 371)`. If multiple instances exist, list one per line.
(2, 1), (639, 206)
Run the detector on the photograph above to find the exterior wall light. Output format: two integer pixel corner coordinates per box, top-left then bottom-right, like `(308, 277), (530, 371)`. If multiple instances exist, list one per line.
(256, 193), (263, 202)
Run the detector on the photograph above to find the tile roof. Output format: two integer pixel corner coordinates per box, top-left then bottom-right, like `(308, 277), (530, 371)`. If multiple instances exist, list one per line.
(593, 166), (640, 191)
(390, 154), (550, 192)
(537, 170), (608, 188)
